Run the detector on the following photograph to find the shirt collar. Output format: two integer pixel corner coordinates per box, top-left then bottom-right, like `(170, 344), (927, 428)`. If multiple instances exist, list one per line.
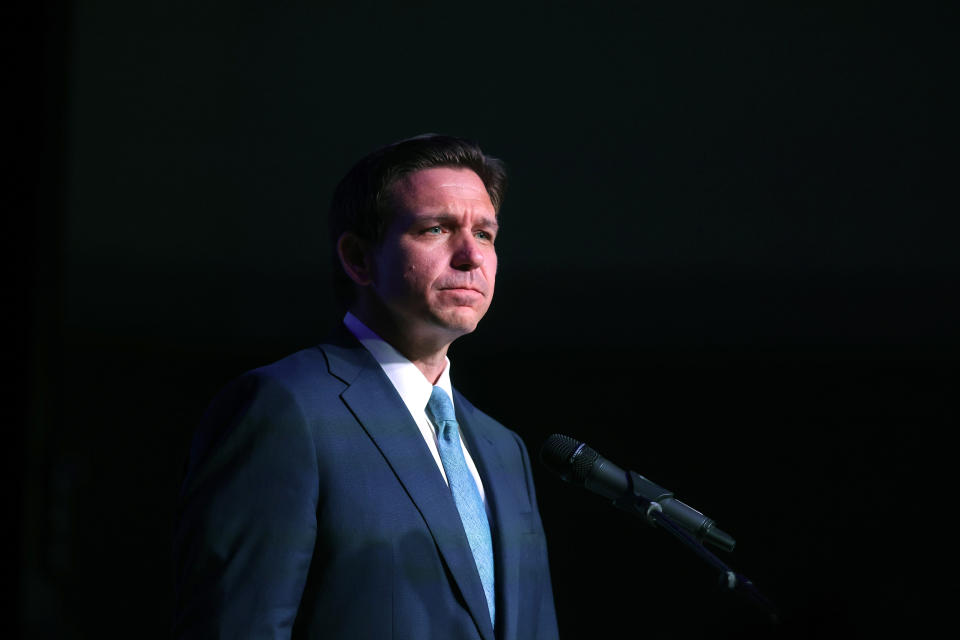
(343, 312), (454, 417)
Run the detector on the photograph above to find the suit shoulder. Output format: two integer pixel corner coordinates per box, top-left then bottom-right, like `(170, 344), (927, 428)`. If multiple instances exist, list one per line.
(236, 344), (353, 397)
(194, 347), (338, 432)
(250, 346), (328, 382)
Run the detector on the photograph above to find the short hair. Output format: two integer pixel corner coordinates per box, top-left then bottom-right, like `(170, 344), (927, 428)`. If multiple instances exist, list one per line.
(328, 133), (508, 309)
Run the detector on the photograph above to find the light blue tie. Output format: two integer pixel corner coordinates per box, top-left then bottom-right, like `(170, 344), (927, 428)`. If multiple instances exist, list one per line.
(427, 386), (496, 626)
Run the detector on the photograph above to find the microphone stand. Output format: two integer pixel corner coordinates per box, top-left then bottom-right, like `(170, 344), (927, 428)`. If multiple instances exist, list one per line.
(616, 472), (779, 623)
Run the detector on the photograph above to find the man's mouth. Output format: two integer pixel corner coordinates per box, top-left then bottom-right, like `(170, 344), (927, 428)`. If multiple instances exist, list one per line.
(440, 286), (485, 299)
(441, 285), (484, 294)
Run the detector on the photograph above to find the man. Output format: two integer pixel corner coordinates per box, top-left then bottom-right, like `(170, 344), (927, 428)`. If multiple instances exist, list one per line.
(173, 134), (559, 639)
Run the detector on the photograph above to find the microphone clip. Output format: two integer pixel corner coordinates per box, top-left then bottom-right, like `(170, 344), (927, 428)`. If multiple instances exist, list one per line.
(614, 471), (736, 554)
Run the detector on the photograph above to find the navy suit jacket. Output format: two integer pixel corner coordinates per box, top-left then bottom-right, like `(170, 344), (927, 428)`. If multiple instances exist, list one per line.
(173, 331), (559, 639)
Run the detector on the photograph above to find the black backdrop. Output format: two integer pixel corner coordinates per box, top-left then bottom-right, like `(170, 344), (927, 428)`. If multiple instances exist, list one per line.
(14, 1), (956, 638)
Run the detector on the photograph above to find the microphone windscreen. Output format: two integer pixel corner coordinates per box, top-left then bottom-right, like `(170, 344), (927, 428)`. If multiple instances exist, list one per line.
(540, 434), (599, 485)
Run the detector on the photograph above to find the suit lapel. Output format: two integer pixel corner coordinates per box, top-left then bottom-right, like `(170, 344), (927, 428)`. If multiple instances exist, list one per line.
(323, 340), (496, 640)
(456, 394), (524, 640)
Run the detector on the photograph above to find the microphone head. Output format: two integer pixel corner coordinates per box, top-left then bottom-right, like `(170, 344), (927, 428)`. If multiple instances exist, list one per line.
(539, 434), (600, 486)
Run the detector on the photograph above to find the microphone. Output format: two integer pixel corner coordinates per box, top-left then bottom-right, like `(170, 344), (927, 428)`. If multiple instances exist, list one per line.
(540, 434), (736, 553)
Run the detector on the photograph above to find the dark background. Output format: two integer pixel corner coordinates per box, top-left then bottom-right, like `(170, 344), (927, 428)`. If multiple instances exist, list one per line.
(13, 1), (956, 638)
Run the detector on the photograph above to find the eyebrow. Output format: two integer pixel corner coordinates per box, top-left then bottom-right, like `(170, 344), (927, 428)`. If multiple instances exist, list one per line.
(420, 212), (499, 230)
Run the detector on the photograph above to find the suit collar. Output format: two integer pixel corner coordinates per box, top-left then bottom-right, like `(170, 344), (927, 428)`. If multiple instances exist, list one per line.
(319, 323), (368, 385)
(343, 311), (457, 431)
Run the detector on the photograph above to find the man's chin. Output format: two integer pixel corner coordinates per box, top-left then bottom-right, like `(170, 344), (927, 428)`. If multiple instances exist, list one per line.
(432, 307), (485, 336)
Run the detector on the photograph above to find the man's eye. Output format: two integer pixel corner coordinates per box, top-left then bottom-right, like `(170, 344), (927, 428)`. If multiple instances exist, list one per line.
(476, 231), (494, 241)
(424, 226), (443, 234)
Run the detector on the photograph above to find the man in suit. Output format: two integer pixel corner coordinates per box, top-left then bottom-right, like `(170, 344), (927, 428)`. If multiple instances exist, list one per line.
(173, 134), (560, 639)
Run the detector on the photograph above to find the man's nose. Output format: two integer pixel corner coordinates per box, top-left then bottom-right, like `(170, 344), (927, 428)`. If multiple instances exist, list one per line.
(451, 233), (484, 271)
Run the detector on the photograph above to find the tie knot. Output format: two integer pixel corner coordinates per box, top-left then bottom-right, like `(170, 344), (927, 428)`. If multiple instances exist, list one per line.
(427, 386), (457, 426)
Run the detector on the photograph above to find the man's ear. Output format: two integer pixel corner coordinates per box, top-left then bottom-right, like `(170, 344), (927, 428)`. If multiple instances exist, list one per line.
(337, 232), (374, 286)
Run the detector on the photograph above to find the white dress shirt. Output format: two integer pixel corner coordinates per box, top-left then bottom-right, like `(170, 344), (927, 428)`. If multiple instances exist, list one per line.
(343, 312), (489, 507)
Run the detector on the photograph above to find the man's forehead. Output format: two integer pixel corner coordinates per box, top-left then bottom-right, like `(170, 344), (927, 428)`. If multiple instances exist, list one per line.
(391, 167), (490, 201)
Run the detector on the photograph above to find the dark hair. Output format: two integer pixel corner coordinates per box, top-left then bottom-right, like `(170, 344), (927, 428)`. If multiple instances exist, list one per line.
(328, 133), (508, 309)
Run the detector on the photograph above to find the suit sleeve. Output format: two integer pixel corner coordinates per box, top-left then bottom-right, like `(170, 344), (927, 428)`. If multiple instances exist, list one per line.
(173, 373), (319, 639)
(513, 431), (561, 640)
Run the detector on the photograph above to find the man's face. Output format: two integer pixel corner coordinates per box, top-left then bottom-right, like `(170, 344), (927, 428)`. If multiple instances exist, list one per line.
(368, 166), (498, 345)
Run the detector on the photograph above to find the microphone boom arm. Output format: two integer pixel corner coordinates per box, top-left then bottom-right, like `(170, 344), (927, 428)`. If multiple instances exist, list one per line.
(539, 433), (778, 622)
(599, 468), (776, 622)
(640, 494), (779, 624)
